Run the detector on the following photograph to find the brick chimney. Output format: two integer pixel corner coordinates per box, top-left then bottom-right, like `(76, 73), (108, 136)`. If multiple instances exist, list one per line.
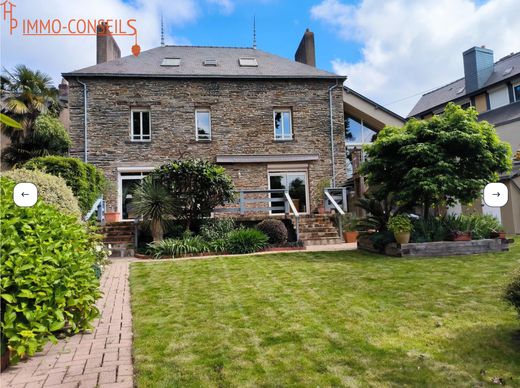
(295, 28), (316, 67)
(463, 46), (494, 94)
(97, 22), (121, 64)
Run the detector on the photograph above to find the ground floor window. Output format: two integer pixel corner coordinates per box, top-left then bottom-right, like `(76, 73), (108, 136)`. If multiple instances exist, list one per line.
(118, 171), (150, 220)
(268, 171), (308, 214)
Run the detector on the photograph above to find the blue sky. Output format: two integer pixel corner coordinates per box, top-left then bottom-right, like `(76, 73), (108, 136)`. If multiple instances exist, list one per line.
(1, 0), (518, 116)
(154, 0), (363, 72)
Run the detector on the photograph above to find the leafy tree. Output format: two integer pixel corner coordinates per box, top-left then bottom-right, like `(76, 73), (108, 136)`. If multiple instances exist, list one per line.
(360, 103), (512, 217)
(132, 176), (176, 242)
(150, 159), (235, 230)
(2, 114), (70, 166)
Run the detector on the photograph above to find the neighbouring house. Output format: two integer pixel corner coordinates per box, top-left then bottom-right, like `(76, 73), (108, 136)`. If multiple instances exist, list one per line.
(343, 87), (405, 216)
(409, 46), (520, 234)
(63, 27), (348, 245)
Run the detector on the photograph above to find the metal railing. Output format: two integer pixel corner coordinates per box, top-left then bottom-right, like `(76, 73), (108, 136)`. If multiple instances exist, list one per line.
(83, 196), (105, 223)
(214, 189), (300, 240)
(324, 188), (347, 237)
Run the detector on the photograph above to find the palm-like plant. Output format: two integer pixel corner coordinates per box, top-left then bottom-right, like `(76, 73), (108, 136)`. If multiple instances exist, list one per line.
(356, 193), (411, 232)
(131, 176), (176, 242)
(1, 65), (59, 142)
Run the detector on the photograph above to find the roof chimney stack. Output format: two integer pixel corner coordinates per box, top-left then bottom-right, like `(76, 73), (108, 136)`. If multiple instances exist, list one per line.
(295, 28), (316, 67)
(463, 46), (494, 93)
(97, 22), (121, 64)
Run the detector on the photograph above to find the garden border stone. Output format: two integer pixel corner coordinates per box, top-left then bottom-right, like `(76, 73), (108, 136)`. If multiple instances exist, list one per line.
(358, 237), (512, 257)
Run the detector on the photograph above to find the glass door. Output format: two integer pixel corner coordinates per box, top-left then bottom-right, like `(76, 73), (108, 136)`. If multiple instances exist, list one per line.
(268, 172), (308, 214)
(119, 172), (149, 220)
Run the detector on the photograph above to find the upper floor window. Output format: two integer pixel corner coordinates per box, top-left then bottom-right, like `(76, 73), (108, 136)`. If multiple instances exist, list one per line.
(273, 110), (292, 140)
(195, 109), (211, 141)
(131, 109), (150, 142)
(488, 86), (510, 110)
(514, 82), (520, 102)
(345, 116), (376, 145)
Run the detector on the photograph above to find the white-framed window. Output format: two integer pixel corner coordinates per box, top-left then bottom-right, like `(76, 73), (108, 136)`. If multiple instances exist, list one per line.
(195, 109), (211, 141)
(273, 109), (293, 140)
(513, 82), (520, 102)
(131, 109), (151, 142)
(488, 86), (510, 110)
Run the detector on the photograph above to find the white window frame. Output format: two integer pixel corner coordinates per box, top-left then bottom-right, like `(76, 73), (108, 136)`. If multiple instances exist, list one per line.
(117, 168), (154, 221)
(267, 170), (309, 215)
(345, 117), (375, 147)
(273, 109), (293, 141)
(195, 108), (212, 141)
(130, 109), (151, 142)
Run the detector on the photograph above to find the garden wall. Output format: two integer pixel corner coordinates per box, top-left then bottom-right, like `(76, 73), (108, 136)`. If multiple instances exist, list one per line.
(358, 237), (512, 257)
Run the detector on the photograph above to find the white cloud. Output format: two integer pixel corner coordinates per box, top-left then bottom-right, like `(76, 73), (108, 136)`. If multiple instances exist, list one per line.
(311, 0), (520, 116)
(0, 0), (199, 85)
(207, 0), (235, 14)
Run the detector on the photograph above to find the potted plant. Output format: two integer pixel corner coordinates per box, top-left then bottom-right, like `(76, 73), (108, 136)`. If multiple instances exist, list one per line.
(341, 213), (359, 243)
(314, 178), (331, 214)
(490, 229), (506, 239)
(105, 207), (120, 223)
(449, 230), (472, 241)
(387, 214), (413, 244)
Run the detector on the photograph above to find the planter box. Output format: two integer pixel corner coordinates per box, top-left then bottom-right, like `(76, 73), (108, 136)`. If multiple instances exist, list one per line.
(358, 238), (513, 257)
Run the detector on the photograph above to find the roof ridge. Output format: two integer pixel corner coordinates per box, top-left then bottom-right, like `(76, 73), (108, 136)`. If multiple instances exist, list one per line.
(163, 45), (254, 49)
(497, 51), (520, 63)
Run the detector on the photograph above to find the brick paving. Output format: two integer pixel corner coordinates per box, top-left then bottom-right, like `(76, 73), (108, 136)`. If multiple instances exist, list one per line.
(2, 259), (134, 388)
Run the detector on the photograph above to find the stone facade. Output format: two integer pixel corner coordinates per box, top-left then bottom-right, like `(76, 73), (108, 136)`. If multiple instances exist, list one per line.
(67, 77), (346, 215)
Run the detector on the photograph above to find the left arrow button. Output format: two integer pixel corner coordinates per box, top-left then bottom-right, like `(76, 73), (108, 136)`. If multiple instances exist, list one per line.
(14, 183), (38, 207)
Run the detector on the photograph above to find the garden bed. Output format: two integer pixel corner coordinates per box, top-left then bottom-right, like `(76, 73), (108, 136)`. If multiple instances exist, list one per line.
(358, 236), (513, 257)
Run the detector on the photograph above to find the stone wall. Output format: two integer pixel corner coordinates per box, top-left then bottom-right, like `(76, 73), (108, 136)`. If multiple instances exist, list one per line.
(67, 77), (346, 212)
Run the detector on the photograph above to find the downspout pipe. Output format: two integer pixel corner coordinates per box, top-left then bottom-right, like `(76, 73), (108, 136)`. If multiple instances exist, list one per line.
(328, 79), (341, 188)
(77, 78), (88, 163)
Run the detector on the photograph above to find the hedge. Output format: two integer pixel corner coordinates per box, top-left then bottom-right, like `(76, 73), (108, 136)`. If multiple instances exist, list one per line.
(0, 177), (101, 363)
(3, 168), (81, 218)
(24, 156), (106, 213)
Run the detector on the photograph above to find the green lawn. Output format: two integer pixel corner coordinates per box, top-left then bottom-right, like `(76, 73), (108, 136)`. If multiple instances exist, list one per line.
(130, 242), (520, 387)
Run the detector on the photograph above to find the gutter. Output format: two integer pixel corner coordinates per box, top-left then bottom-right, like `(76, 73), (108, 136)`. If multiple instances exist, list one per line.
(328, 78), (343, 187)
(76, 78), (88, 163)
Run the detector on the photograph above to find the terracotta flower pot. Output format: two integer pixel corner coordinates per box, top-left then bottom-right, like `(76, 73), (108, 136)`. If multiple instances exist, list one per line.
(343, 231), (359, 243)
(490, 231), (506, 239)
(105, 212), (120, 223)
(394, 232), (410, 244)
(450, 232), (472, 241)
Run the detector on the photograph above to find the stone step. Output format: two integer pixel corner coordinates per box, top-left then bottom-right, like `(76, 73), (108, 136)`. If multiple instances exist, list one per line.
(303, 238), (344, 246)
(299, 232), (340, 239)
(299, 226), (338, 233)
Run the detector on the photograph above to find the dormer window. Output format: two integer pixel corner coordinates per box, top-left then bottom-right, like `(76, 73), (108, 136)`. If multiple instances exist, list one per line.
(238, 57), (258, 67)
(203, 59), (217, 66)
(161, 58), (181, 67)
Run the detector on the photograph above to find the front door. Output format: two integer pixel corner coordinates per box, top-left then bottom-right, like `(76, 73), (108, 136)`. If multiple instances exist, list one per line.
(119, 172), (149, 220)
(268, 172), (308, 214)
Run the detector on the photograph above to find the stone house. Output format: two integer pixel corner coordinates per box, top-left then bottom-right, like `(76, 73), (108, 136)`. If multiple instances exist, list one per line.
(63, 30), (347, 230)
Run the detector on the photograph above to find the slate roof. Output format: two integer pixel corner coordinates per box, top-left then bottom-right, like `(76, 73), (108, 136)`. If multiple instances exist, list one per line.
(408, 51), (520, 117)
(63, 45), (343, 80)
(478, 100), (520, 126)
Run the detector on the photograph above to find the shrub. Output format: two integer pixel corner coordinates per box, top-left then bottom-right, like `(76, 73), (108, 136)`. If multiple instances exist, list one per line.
(3, 168), (81, 217)
(200, 218), (237, 241)
(24, 156), (106, 213)
(147, 236), (209, 259)
(504, 268), (520, 318)
(0, 177), (101, 363)
(150, 159), (235, 230)
(411, 217), (447, 242)
(467, 214), (502, 240)
(226, 228), (269, 254)
(2, 114), (71, 166)
(256, 219), (288, 244)
(340, 213), (359, 232)
(387, 214), (413, 233)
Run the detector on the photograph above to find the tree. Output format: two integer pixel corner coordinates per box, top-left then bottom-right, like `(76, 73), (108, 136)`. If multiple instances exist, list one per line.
(132, 176), (176, 241)
(360, 103), (512, 218)
(1, 65), (59, 143)
(2, 114), (71, 166)
(150, 159), (235, 230)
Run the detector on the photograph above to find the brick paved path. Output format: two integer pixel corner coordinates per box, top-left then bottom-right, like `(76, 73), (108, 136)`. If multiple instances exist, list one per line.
(2, 259), (134, 388)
